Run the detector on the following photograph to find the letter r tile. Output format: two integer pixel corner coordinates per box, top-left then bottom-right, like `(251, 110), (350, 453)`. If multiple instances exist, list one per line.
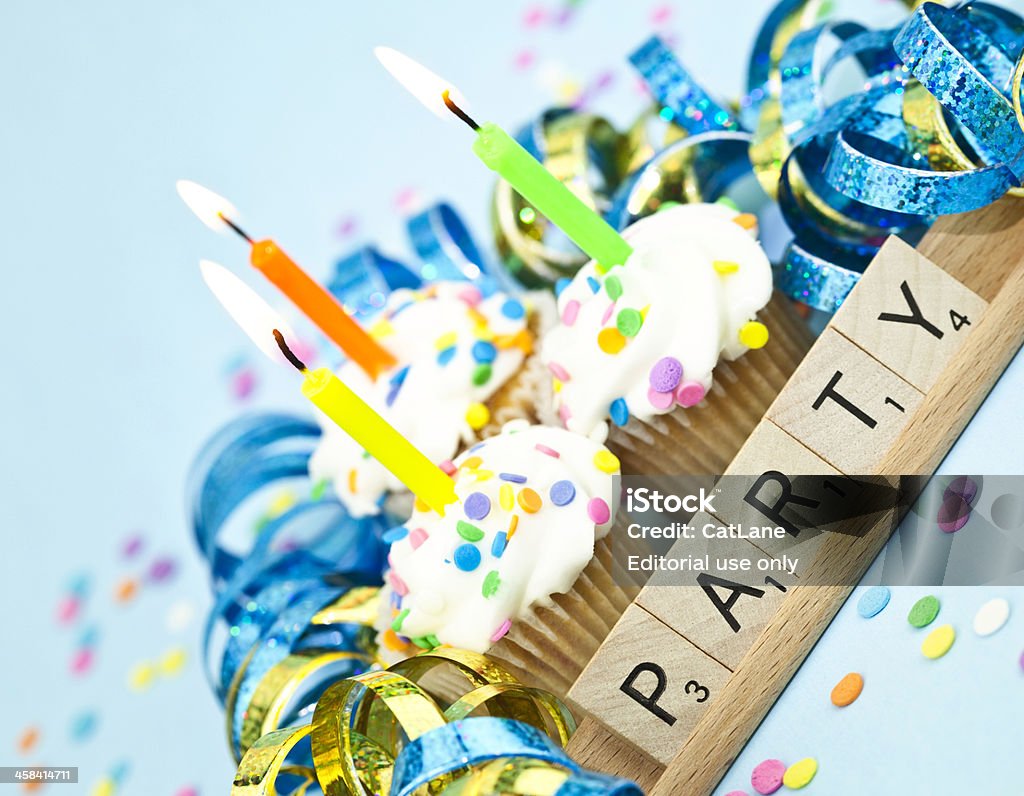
(568, 604), (731, 766)
(766, 329), (924, 473)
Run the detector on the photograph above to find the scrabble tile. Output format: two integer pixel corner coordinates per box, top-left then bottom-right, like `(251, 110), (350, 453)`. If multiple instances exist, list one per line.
(568, 604), (731, 766)
(766, 330), (924, 473)
(635, 512), (796, 669)
(831, 237), (988, 392)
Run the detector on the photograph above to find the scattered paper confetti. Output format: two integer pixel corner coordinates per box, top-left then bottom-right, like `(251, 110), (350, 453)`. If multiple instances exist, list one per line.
(922, 624), (956, 659)
(523, 5), (546, 28)
(70, 647), (95, 676)
(973, 597), (1010, 636)
(147, 556), (177, 583)
(165, 599), (194, 633)
(174, 788), (199, 796)
(56, 595), (81, 625)
(70, 709), (99, 742)
(91, 775), (116, 796)
(128, 662), (156, 692)
(334, 215), (359, 238)
(16, 727), (39, 755)
(159, 646), (188, 676)
(113, 578), (138, 604)
(120, 534), (144, 559)
(651, 4), (673, 25)
(750, 759), (786, 794)
(513, 49), (536, 70)
(830, 672), (863, 707)
(782, 758), (818, 789)
(857, 586), (890, 618)
(908, 595), (940, 628)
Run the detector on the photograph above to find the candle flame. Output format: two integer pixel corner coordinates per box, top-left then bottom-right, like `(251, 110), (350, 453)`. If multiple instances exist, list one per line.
(176, 180), (240, 234)
(374, 46), (469, 119)
(199, 259), (295, 364)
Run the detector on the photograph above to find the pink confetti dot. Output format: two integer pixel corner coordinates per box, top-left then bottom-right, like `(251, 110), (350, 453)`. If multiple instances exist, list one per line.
(651, 4), (673, 25)
(751, 759), (786, 794)
(513, 49), (536, 70)
(591, 70), (615, 92)
(676, 381), (706, 408)
(558, 404), (572, 426)
(56, 596), (81, 625)
(335, 216), (358, 238)
(439, 459), (457, 476)
(601, 302), (615, 325)
(535, 444), (560, 458)
(523, 5), (546, 27)
(408, 528), (429, 550)
(548, 362), (571, 382)
(562, 299), (581, 326)
(388, 571), (409, 597)
(490, 618), (512, 642)
(121, 534), (144, 559)
(588, 498), (611, 524)
(394, 186), (421, 213)
(648, 387), (675, 411)
(70, 647), (94, 676)
(725, 792), (749, 796)
(457, 286), (482, 306)
(174, 789), (199, 796)
(231, 368), (257, 401)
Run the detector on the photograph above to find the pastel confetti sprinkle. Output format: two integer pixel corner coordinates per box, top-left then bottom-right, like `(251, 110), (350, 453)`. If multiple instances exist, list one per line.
(461, 456), (483, 470)
(78, 624), (100, 648)
(482, 570), (501, 598)
(70, 710), (99, 742)
(382, 526), (409, 544)
(908, 595), (940, 628)
(555, 277), (572, 296)
(782, 758), (817, 789)
(465, 402), (491, 431)
(501, 298), (525, 319)
(649, 357), (684, 392)
(500, 472), (527, 483)
(457, 520), (485, 542)
(562, 299), (581, 325)
(586, 276), (600, 293)
(535, 443), (560, 458)
(517, 488), (543, 513)
(725, 792), (749, 796)
(113, 578), (138, 603)
(597, 327), (627, 354)
(391, 608), (409, 633)
(713, 260), (740, 275)
(600, 301), (615, 325)
(472, 340), (497, 363)
(70, 647), (95, 676)
(437, 346), (456, 366)
(750, 759), (786, 794)
(16, 727), (39, 754)
(458, 285), (482, 306)
(472, 363), (493, 385)
(857, 586), (890, 618)
(616, 308), (643, 337)
(388, 571), (409, 596)
(499, 484), (515, 511)
(507, 514), (520, 539)
(464, 493), (491, 521)
(128, 661), (156, 691)
(675, 381), (706, 407)
(491, 532), (508, 558)
(588, 497), (611, 524)
(593, 450), (620, 473)
(716, 196), (741, 211)
(121, 534), (144, 559)
(439, 459), (457, 476)
(148, 556), (177, 583)
(159, 646), (187, 675)
(56, 595), (81, 625)
(973, 597), (1010, 636)
(174, 788), (199, 796)
(604, 275), (623, 300)
(91, 777), (117, 796)
(830, 672), (863, 707)
(739, 321), (769, 349)
(490, 619), (512, 642)
(550, 480), (576, 506)
(408, 528), (429, 550)
(733, 212), (759, 230)
(165, 600), (194, 633)
(921, 624), (956, 659)
(513, 49), (536, 70)
(454, 544), (482, 572)
(609, 398), (630, 426)
(648, 387), (675, 410)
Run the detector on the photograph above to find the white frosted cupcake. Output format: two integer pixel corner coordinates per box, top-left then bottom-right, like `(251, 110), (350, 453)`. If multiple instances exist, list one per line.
(308, 282), (556, 517)
(376, 423), (639, 697)
(541, 203), (811, 475)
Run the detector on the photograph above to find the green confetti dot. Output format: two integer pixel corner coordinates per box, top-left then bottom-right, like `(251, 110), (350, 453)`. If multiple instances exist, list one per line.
(411, 636), (434, 649)
(715, 196), (740, 211)
(605, 275), (623, 301)
(425, 634), (441, 648)
(472, 363), (493, 386)
(482, 570), (501, 598)
(908, 595), (940, 628)
(457, 520), (485, 542)
(616, 308), (643, 337)
(310, 478), (329, 501)
(391, 608), (409, 633)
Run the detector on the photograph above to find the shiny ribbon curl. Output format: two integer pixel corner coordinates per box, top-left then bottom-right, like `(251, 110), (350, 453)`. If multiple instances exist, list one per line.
(232, 649), (638, 796)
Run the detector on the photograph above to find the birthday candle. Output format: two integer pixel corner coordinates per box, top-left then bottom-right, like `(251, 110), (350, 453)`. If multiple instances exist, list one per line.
(178, 180), (397, 379)
(375, 47), (634, 273)
(200, 260), (458, 516)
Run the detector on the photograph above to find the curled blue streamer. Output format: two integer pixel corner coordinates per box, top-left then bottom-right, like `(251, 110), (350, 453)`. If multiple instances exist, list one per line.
(328, 246), (421, 319)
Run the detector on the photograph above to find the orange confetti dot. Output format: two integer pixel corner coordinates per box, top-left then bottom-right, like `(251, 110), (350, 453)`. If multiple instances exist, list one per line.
(381, 628), (407, 652)
(830, 672), (864, 707)
(22, 776), (43, 793)
(733, 212), (758, 230)
(517, 488), (543, 513)
(597, 328), (626, 354)
(16, 727), (39, 755)
(114, 578), (138, 603)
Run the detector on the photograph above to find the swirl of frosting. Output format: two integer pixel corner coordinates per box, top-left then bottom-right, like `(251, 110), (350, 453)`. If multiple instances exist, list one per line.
(541, 203), (773, 440)
(376, 423), (620, 654)
(308, 281), (536, 517)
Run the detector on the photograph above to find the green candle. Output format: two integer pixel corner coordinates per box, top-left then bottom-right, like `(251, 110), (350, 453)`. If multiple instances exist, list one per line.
(375, 46), (635, 273)
(472, 122), (634, 272)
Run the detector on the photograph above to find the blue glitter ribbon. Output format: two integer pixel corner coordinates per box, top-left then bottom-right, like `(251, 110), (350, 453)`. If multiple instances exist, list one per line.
(328, 246), (420, 319)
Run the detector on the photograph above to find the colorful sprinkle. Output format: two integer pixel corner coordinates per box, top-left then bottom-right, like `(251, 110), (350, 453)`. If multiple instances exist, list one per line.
(391, 608), (410, 633)
(474, 469), (494, 482)
(597, 327), (627, 354)
(713, 260), (740, 275)
(159, 646), (187, 675)
(458, 285), (482, 305)
(114, 578), (138, 603)
(782, 758), (817, 789)
(121, 535), (144, 560)
(548, 362), (571, 382)
(751, 759), (786, 794)
(464, 493), (491, 521)
(588, 498), (611, 524)
(733, 212), (759, 230)
(408, 528), (428, 549)
(675, 381), (706, 407)
(56, 595), (81, 625)
(472, 363), (493, 385)
(648, 387), (675, 410)
(605, 275), (623, 300)
(558, 404), (572, 426)
(490, 618), (512, 642)
(535, 443), (560, 458)
(586, 276), (600, 293)
(610, 398), (630, 426)
(500, 472), (527, 483)
(465, 402), (491, 431)
(922, 624), (956, 659)
(830, 672), (863, 707)
(555, 277), (572, 296)
(381, 628), (406, 651)
(382, 526), (409, 544)
(70, 710), (98, 742)
(472, 340), (497, 363)
(616, 308), (643, 337)
(550, 480), (576, 506)
(517, 488), (543, 513)
(388, 571), (409, 596)
(501, 298), (525, 319)
(973, 597), (1010, 636)
(128, 661), (156, 691)
(601, 301), (615, 325)
(439, 459), (457, 476)
(462, 456), (483, 470)
(908, 595), (940, 628)
(16, 727), (39, 754)
(482, 570), (501, 598)
(857, 586), (890, 618)
(498, 484), (515, 511)
(562, 299), (581, 325)
(739, 321), (769, 349)
(649, 357), (683, 392)
(716, 196), (741, 211)
(454, 544), (482, 572)
(593, 450), (620, 473)
(435, 331), (457, 350)
(91, 776), (117, 796)
(457, 520), (485, 542)
(507, 514), (520, 539)
(437, 346), (456, 366)
(491, 532), (508, 558)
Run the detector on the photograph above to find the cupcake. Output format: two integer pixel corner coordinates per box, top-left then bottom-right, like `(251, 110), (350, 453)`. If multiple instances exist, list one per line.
(541, 203), (812, 476)
(376, 423), (640, 697)
(308, 281), (556, 517)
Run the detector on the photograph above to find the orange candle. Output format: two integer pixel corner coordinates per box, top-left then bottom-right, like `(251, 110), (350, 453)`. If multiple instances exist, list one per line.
(177, 180), (396, 380)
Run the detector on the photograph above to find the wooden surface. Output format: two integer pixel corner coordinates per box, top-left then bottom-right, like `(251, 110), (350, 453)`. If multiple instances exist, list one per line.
(566, 198), (1024, 794)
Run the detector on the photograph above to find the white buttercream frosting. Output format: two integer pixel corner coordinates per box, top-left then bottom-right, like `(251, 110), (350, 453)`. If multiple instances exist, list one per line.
(308, 281), (537, 517)
(540, 203), (773, 440)
(376, 423), (620, 654)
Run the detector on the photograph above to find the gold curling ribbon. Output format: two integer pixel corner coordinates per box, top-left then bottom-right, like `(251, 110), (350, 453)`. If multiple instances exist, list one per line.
(439, 758), (573, 796)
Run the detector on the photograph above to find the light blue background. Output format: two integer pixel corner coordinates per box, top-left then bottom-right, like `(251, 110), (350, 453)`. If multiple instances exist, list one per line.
(0, 1), (1020, 794)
